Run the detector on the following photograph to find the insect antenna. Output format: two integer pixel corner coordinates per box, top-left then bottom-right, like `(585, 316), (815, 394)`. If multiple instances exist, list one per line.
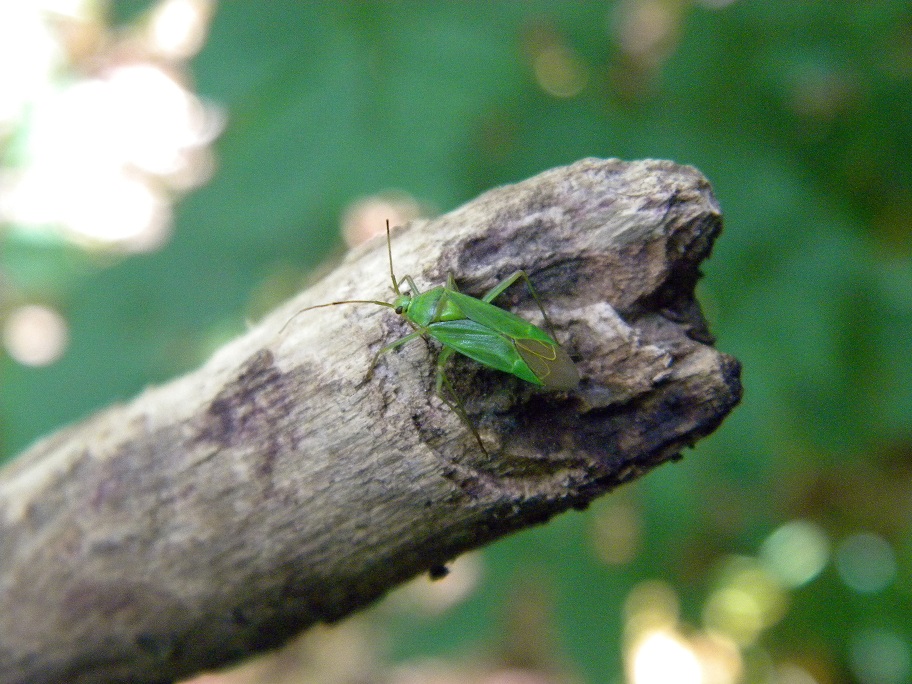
(279, 299), (393, 334)
(280, 219), (400, 336)
(385, 219), (400, 295)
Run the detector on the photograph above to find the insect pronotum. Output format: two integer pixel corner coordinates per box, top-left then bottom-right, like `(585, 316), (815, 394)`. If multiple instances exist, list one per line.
(284, 221), (579, 454)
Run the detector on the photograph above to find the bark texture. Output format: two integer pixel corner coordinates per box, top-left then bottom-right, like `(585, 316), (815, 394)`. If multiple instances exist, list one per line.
(0, 158), (742, 684)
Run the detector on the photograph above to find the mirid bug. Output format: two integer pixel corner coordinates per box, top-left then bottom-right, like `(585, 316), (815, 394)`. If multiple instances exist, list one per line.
(284, 221), (579, 454)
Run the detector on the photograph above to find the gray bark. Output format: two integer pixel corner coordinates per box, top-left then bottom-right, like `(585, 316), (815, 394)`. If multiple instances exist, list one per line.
(0, 158), (742, 684)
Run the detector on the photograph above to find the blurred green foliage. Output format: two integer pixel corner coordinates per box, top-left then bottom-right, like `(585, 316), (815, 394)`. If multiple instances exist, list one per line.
(2, 1), (911, 682)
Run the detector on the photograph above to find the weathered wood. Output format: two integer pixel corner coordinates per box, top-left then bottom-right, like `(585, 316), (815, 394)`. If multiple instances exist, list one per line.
(0, 158), (741, 684)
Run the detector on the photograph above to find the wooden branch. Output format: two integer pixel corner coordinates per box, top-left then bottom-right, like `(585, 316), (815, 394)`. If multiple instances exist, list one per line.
(0, 158), (741, 684)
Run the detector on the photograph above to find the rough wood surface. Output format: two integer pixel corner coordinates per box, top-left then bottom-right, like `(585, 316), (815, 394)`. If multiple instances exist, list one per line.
(0, 158), (742, 684)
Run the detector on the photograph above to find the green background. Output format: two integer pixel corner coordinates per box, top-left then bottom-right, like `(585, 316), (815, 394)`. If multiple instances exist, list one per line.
(2, 2), (911, 682)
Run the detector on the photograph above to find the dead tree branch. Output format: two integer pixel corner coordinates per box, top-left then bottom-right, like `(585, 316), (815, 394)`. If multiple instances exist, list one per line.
(0, 158), (741, 684)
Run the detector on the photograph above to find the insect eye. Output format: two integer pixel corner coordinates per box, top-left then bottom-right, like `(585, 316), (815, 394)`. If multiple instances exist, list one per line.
(394, 306), (404, 314)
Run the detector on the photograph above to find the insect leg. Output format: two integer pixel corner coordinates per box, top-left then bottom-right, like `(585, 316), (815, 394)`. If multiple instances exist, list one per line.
(365, 330), (424, 380)
(400, 275), (422, 295)
(434, 346), (455, 395)
(482, 270), (559, 339)
(434, 347), (490, 456)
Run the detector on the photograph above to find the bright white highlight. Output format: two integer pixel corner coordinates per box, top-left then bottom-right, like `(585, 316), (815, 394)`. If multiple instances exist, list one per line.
(3, 304), (69, 366)
(0, 2), (60, 132)
(148, 0), (215, 59)
(630, 630), (702, 684)
(0, 0), (221, 253)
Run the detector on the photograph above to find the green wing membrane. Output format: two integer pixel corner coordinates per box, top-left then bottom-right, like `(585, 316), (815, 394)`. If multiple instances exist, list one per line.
(428, 320), (543, 385)
(444, 290), (579, 390)
(446, 290), (554, 344)
(428, 317), (579, 389)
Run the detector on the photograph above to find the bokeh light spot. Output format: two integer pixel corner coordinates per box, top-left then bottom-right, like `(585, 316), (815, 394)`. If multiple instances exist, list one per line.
(702, 557), (788, 646)
(835, 532), (897, 594)
(590, 497), (641, 565)
(760, 519), (830, 588)
(630, 630), (702, 684)
(533, 44), (588, 98)
(104, 63), (214, 176)
(849, 629), (910, 684)
(391, 553), (482, 616)
(774, 662), (820, 684)
(0, 2), (59, 133)
(341, 192), (431, 248)
(0, 1), (220, 254)
(147, 0), (215, 60)
(624, 580), (680, 637)
(3, 304), (69, 366)
(613, 0), (678, 62)
(696, 0), (739, 8)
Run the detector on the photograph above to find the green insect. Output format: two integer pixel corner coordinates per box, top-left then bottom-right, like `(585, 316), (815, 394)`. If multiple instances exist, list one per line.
(286, 221), (579, 454)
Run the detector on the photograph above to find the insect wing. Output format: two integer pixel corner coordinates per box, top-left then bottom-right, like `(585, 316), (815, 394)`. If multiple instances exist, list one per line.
(446, 290), (578, 390)
(446, 290), (553, 344)
(514, 337), (579, 390)
(428, 319), (543, 386)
